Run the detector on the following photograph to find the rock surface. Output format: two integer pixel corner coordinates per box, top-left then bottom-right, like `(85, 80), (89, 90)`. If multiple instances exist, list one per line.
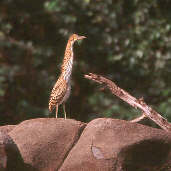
(0, 125), (16, 170)
(0, 129), (22, 171)
(1, 118), (171, 171)
(0, 125), (16, 134)
(59, 118), (171, 171)
(9, 118), (86, 171)
(0, 132), (7, 171)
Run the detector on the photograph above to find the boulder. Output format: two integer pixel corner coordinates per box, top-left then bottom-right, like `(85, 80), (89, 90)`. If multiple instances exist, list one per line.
(0, 125), (16, 134)
(0, 127), (35, 171)
(9, 118), (86, 171)
(59, 118), (171, 171)
(0, 132), (7, 171)
(0, 130), (26, 171)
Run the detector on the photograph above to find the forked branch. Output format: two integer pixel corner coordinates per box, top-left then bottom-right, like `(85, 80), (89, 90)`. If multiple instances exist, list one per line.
(84, 73), (171, 132)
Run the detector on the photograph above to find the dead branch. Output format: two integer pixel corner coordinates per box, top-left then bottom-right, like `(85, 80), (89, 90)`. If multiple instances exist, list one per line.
(84, 73), (171, 132)
(130, 113), (146, 123)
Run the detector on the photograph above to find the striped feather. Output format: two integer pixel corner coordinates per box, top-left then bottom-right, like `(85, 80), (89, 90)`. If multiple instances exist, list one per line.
(49, 76), (67, 112)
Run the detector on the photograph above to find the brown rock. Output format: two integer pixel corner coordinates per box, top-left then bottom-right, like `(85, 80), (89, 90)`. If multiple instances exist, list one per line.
(0, 125), (16, 134)
(59, 118), (171, 171)
(0, 132), (7, 171)
(0, 129), (30, 171)
(9, 118), (85, 171)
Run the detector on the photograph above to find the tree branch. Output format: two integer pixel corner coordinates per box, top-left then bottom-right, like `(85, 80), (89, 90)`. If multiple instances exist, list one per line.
(130, 113), (146, 123)
(84, 73), (171, 132)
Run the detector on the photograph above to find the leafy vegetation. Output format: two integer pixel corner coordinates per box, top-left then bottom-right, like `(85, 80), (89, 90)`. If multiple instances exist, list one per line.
(0, 0), (171, 125)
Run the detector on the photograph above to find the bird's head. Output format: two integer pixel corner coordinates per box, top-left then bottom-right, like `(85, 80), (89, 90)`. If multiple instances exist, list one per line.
(69, 34), (86, 43)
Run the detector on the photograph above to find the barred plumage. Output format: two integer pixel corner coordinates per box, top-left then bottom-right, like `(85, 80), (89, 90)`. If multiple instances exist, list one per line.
(49, 76), (67, 112)
(49, 34), (86, 118)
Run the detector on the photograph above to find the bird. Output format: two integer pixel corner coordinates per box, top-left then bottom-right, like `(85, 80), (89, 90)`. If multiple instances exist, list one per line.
(49, 34), (86, 119)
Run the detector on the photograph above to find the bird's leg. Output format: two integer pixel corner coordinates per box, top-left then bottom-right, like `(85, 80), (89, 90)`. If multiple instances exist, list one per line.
(63, 104), (67, 119)
(56, 104), (58, 118)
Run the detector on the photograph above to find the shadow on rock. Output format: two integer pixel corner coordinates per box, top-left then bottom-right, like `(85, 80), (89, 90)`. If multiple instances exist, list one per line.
(0, 131), (38, 171)
(119, 139), (171, 171)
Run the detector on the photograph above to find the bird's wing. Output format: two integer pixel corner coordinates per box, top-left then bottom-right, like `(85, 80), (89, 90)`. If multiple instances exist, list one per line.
(49, 77), (67, 112)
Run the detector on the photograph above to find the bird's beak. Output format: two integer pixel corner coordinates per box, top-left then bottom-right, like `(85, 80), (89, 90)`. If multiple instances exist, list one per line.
(78, 36), (86, 40)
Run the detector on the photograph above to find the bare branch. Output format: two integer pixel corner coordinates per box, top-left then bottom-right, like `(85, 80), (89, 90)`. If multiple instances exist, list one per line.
(130, 113), (146, 123)
(84, 73), (171, 132)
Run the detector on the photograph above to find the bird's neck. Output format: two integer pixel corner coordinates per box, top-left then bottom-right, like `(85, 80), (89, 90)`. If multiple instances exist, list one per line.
(61, 40), (74, 82)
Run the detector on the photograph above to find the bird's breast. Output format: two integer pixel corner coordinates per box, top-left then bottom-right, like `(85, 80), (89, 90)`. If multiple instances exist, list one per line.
(63, 55), (73, 82)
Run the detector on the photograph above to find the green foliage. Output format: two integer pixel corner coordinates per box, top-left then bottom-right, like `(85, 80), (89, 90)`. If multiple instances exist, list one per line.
(0, 0), (171, 124)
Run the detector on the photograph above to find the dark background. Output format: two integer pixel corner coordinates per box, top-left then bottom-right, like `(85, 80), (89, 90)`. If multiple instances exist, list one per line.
(0, 0), (171, 125)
